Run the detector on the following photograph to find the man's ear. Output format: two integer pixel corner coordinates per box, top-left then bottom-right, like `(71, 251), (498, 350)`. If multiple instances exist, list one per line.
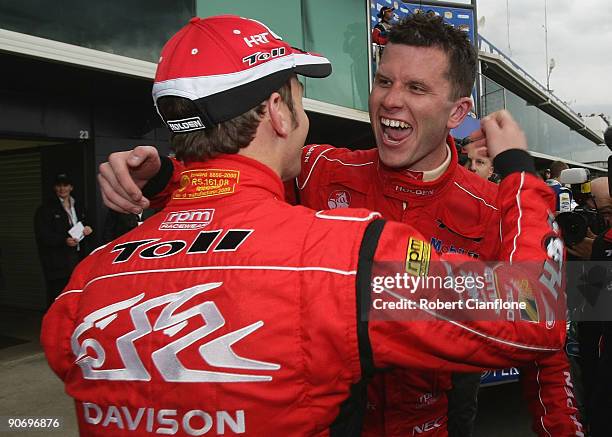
(267, 92), (290, 138)
(447, 97), (472, 129)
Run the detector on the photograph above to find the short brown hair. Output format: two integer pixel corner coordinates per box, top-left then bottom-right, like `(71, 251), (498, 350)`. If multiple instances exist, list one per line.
(388, 12), (477, 100)
(550, 161), (569, 178)
(157, 77), (296, 163)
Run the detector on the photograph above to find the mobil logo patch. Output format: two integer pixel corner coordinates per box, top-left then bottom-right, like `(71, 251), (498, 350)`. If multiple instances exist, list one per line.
(159, 209), (214, 231)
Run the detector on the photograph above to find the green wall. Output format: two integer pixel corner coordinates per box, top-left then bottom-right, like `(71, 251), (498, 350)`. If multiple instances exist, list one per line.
(197, 0), (369, 111)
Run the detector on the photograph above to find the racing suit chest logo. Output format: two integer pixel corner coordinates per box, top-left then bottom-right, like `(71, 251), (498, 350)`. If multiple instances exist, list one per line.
(327, 190), (351, 209)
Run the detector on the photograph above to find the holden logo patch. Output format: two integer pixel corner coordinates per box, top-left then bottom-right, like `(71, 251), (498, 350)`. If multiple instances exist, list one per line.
(327, 190), (351, 209)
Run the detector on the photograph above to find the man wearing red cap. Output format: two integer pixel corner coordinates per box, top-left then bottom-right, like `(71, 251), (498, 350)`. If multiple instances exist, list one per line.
(87, 13), (572, 435)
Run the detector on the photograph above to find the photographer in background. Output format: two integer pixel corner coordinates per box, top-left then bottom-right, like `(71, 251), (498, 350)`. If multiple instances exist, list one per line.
(585, 178), (612, 227)
(554, 171), (611, 430)
(556, 127), (612, 436)
(580, 175), (612, 437)
(580, 125), (612, 436)
(555, 170), (610, 258)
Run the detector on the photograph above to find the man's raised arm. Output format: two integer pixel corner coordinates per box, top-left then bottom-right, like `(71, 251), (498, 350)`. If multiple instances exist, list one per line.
(98, 145), (176, 213)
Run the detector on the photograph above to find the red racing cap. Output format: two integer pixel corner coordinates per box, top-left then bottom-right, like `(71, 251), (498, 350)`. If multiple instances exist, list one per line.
(152, 15), (332, 133)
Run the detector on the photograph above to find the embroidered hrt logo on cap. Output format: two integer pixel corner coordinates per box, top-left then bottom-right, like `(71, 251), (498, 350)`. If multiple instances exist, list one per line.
(167, 117), (206, 133)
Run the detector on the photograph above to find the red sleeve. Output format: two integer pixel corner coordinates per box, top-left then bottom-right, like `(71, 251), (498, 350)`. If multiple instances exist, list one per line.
(520, 352), (584, 436)
(503, 170), (584, 435)
(368, 169), (566, 372)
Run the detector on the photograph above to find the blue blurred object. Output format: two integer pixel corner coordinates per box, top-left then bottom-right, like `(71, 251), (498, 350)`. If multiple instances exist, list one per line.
(451, 114), (481, 139)
(480, 367), (520, 387)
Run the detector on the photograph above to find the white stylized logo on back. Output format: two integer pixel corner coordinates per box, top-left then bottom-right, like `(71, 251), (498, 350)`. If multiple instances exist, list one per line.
(71, 283), (280, 382)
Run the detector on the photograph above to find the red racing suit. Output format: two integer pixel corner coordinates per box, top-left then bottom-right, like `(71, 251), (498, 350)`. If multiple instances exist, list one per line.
(294, 141), (583, 437)
(43, 153), (566, 437)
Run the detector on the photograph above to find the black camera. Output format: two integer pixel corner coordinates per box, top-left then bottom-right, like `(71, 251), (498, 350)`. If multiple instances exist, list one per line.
(555, 168), (608, 245)
(556, 207), (607, 246)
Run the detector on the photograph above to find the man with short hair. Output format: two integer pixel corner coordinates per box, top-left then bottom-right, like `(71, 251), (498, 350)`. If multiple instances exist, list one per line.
(466, 141), (496, 182)
(97, 13), (580, 437)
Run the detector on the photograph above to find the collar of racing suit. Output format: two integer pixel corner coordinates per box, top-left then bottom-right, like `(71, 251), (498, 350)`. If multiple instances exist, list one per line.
(166, 153), (285, 206)
(377, 135), (458, 202)
(420, 144), (451, 182)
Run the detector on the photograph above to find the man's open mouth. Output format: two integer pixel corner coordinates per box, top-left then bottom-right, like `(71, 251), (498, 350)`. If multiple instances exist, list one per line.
(381, 117), (413, 143)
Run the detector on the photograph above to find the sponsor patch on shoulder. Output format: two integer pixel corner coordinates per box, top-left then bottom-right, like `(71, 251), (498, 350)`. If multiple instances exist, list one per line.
(406, 238), (431, 276)
(159, 209), (214, 231)
(173, 169), (240, 200)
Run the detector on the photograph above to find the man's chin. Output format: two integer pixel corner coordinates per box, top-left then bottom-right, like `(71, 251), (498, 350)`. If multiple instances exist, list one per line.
(377, 149), (414, 169)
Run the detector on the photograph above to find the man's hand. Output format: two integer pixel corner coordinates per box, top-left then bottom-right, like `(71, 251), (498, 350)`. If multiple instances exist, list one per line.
(83, 226), (93, 236)
(98, 146), (160, 214)
(567, 229), (597, 259)
(66, 237), (78, 247)
(480, 110), (528, 159)
(466, 128), (486, 151)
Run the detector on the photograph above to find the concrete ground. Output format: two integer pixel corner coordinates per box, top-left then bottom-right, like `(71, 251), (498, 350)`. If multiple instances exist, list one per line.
(0, 306), (78, 436)
(1, 352), (78, 436)
(0, 306), (536, 437)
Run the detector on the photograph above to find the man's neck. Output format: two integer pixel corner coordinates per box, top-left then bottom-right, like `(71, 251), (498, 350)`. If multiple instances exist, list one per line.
(404, 137), (452, 181)
(420, 145), (451, 182)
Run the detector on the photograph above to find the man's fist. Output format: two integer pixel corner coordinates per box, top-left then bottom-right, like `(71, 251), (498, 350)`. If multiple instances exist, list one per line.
(98, 145), (161, 214)
(480, 110), (528, 159)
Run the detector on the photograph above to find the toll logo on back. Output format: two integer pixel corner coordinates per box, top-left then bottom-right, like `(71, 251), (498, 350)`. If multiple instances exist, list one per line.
(159, 209), (214, 231)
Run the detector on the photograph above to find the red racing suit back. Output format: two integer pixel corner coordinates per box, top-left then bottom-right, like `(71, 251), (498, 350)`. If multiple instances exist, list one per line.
(295, 142), (583, 437)
(42, 153), (566, 436)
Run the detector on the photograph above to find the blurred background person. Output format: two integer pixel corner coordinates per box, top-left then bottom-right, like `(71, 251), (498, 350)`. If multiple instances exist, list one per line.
(34, 174), (93, 308)
(559, 176), (612, 431)
(579, 176), (612, 436)
(465, 140), (500, 183)
(546, 160), (573, 213)
(372, 6), (394, 46)
(371, 6), (394, 66)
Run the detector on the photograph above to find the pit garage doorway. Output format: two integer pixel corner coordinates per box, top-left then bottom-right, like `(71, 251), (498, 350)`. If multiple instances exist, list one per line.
(0, 139), (86, 311)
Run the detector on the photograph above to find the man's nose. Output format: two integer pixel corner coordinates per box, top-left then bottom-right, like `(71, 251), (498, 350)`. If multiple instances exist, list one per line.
(381, 86), (403, 110)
